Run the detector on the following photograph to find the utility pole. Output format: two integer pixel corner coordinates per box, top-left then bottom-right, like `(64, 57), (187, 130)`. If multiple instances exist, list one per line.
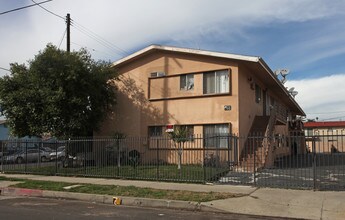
(66, 13), (71, 52)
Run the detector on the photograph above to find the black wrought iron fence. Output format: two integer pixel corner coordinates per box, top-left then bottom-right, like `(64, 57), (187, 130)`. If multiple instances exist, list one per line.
(1, 132), (344, 190)
(0, 135), (233, 183)
(219, 131), (345, 191)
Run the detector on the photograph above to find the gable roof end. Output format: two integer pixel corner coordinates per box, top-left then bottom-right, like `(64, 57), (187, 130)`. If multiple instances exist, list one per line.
(112, 45), (260, 67)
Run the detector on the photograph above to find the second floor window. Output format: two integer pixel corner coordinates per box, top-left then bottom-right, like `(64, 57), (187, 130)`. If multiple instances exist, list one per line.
(203, 70), (229, 94)
(180, 74), (194, 90)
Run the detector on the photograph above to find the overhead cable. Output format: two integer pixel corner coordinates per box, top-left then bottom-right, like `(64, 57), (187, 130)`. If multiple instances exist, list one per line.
(71, 20), (129, 56)
(58, 28), (67, 49)
(31, 0), (65, 20)
(0, 0), (52, 15)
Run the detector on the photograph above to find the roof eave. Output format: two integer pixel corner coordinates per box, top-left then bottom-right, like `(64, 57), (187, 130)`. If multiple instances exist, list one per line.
(258, 58), (306, 116)
(112, 45), (260, 67)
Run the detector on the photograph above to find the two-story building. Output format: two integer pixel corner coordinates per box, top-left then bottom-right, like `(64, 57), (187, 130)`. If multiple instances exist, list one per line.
(96, 45), (305, 168)
(304, 121), (345, 153)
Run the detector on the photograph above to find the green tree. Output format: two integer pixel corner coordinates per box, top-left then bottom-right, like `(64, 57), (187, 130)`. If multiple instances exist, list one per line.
(0, 44), (117, 138)
(168, 126), (190, 170)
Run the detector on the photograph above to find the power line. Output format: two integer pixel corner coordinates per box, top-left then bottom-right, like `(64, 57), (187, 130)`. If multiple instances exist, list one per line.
(321, 116), (345, 121)
(31, 0), (65, 20)
(0, 0), (52, 15)
(0, 67), (11, 72)
(58, 28), (67, 49)
(71, 42), (114, 59)
(307, 110), (345, 115)
(71, 20), (129, 56)
(71, 20), (129, 55)
(71, 24), (124, 57)
(24, 1), (128, 58)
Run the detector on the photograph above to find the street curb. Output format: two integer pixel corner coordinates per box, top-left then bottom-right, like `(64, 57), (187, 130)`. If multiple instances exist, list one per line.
(0, 187), (222, 212)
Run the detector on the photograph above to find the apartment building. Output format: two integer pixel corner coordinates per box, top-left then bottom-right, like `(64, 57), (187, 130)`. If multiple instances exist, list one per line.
(96, 45), (305, 166)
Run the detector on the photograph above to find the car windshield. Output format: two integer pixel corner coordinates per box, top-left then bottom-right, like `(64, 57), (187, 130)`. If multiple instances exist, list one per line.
(11, 151), (24, 155)
(57, 147), (65, 152)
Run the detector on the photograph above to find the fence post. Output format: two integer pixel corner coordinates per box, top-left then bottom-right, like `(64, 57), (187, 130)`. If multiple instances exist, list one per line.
(1, 141), (3, 173)
(55, 140), (58, 175)
(117, 138), (120, 168)
(234, 135), (238, 165)
(312, 136), (317, 190)
(38, 141), (41, 169)
(253, 134), (256, 187)
(203, 135), (206, 183)
(156, 138), (159, 180)
(228, 134), (231, 168)
(84, 139), (87, 176)
(25, 140), (28, 173)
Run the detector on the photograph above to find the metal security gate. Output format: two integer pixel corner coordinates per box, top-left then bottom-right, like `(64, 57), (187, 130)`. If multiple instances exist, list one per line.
(219, 132), (345, 191)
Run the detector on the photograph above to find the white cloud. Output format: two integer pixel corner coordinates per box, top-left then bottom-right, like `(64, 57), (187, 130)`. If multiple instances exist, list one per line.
(1, 0), (344, 75)
(268, 18), (345, 71)
(1, 0), (345, 122)
(286, 74), (345, 121)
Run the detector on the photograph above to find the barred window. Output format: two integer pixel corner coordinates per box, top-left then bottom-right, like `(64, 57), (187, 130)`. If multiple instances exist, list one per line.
(203, 124), (229, 148)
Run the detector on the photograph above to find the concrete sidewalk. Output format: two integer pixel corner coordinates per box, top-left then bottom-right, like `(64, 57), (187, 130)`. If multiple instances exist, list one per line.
(1, 173), (345, 220)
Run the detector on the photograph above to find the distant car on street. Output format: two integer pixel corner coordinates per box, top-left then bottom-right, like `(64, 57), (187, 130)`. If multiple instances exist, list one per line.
(3, 149), (51, 164)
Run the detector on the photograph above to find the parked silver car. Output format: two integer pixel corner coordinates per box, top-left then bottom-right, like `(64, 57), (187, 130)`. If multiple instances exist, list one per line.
(4, 149), (51, 164)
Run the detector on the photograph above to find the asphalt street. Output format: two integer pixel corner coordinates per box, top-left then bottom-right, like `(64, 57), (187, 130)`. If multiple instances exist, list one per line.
(0, 196), (290, 220)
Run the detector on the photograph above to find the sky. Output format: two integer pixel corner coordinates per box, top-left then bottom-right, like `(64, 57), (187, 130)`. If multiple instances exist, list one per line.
(1, 0), (345, 121)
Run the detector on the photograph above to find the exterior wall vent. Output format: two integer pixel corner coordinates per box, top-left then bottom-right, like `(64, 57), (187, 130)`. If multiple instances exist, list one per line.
(150, 72), (165, 78)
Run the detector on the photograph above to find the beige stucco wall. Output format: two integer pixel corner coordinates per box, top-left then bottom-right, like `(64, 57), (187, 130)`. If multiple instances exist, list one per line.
(97, 51), (240, 137)
(238, 64), (264, 137)
(305, 127), (345, 152)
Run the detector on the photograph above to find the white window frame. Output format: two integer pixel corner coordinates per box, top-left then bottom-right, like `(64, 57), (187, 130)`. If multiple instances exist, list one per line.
(203, 70), (229, 94)
(203, 124), (230, 148)
(180, 74), (194, 91)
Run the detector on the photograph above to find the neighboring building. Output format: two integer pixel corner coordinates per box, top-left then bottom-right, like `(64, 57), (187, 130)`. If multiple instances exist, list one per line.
(304, 121), (345, 153)
(96, 45), (305, 168)
(0, 120), (10, 140)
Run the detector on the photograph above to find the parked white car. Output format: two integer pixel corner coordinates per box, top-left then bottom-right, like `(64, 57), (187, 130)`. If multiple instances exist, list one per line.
(49, 146), (66, 161)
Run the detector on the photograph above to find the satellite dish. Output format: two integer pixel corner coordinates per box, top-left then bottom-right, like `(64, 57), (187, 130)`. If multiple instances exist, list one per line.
(281, 77), (287, 84)
(290, 91), (298, 97)
(274, 69), (281, 76)
(280, 69), (290, 77)
(288, 87), (295, 92)
(274, 68), (290, 76)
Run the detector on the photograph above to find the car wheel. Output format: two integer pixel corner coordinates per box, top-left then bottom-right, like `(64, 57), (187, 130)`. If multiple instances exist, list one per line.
(16, 157), (24, 164)
(63, 159), (69, 168)
(41, 156), (47, 162)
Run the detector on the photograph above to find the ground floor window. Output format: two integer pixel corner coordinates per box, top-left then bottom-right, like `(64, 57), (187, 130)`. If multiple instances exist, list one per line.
(203, 124), (230, 148)
(148, 126), (163, 137)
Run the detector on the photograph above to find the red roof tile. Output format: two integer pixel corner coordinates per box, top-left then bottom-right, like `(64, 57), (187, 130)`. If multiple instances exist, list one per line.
(304, 121), (345, 128)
